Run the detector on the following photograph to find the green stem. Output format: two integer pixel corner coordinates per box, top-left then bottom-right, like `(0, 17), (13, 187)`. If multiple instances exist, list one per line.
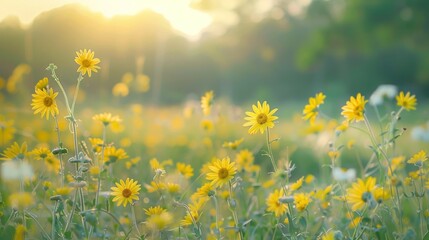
(363, 114), (406, 235)
(18, 159), (27, 238)
(84, 208), (126, 232)
(330, 133), (337, 170)
(372, 105), (389, 156)
(70, 120), (87, 235)
(286, 203), (297, 240)
(71, 74), (83, 114)
(48, 66), (72, 115)
(354, 227), (366, 240)
(354, 149), (365, 178)
(26, 212), (52, 240)
(95, 125), (107, 207)
(178, 173), (205, 202)
(372, 105), (383, 131)
(79, 187), (87, 234)
(228, 182), (243, 240)
(351, 207), (368, 239)
(22, 212), (26, 239)
(177, 202), (198, 230)
(212, 195), (222, 239)
(87, 225), (94, 240)
(131, 204), (142, 238)
(52, 200), (58, 240)
(71, 121), (79, 169)
(266, 128), (289, 194)
(363, 115), (394, 178)
(393, 185), (404, 233)
(50, 65), (89, 236)
(389, 107), (404, 154)
(64, 188), (78, 233)
(266, 128), (277, 172)
(417, 169), (425, 238)
(338, 182), (354, 237)
(54, 116), (65, 187)
(271, 218), (278, 240)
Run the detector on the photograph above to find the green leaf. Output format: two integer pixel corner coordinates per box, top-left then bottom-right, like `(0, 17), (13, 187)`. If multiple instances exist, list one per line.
(54, 216), (61, 238)
(286, 212), (296, 233)
(64, 230), (72, 240)
(298, 216), (307, 230)
(403, 228), (416, 240)
(242, 219), (252, 228)
(423, 231), (429, 240)
(56, 201), (64, 213)
(368, 145), (380, 157)
(83, 212), (97, 228)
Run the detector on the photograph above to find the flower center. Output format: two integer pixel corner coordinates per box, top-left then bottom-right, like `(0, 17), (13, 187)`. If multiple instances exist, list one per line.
(354, 106), (361, 112)
(122, 189), (132, 198)
(361, 191), (372, 203)
(256, 113), (268, 124)
(82, 59), (91, 68)
(218, 168), (229, 179)
(109, 156), (118, 163)
(43, 97), (53, 107)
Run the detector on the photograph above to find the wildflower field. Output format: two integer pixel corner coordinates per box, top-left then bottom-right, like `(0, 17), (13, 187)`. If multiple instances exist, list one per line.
(1, 49), (429, 240)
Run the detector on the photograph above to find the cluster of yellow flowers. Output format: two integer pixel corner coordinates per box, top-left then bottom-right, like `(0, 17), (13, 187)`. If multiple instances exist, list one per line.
(2, 48), (427, 240)
(240, 89), (422, 234)
(31, 79), (59, 120)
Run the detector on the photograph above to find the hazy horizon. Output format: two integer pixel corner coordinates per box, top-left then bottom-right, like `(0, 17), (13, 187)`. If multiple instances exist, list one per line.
(0, 0), (212, 40)
(1, 0), (428, 105)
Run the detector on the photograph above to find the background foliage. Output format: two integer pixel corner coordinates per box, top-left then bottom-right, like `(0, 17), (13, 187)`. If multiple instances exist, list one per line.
(1, 0), (429, 105)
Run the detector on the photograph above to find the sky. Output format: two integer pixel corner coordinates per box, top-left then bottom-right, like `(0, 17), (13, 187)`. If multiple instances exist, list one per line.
(0, 0), (213, 40)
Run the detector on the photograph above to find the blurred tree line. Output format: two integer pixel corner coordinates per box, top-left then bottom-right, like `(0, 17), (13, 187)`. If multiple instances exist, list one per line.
(0, 0), (428, 105)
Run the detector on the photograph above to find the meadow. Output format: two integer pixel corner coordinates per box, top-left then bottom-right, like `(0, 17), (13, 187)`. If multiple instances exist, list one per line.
(1, 50), (429, 240)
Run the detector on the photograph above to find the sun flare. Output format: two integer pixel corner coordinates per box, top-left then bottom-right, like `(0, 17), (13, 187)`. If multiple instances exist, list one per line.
(94, 0), (212, 39)
(0, 0), (212, 40)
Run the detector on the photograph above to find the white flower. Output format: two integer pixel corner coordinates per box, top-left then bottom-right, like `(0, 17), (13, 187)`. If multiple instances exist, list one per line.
(411, 122), (429, 142)
(100, 191), (113, 198)
(332, 167), (356, 181)
(369, 84), (398, 106)
(2, 160), (34, 180)
(153, 168), (166, 180)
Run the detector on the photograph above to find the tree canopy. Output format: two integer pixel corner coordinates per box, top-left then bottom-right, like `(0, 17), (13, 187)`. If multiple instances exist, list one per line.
(1, 0), (428, 105)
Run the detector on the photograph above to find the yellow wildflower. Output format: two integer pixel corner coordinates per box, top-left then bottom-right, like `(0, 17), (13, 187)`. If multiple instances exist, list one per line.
(407, 150), (427, 165)
(266, 188), (287, 217)
(9, 192), (34, 209)
(1, 142), (27, 161)
(302, 92), (326, 124)
(177, 162), (194, 179)
(341, 93), (367, 122)
(75, 49), (100, 77)
(243, 101), (278, 134)
(206, 157), (237, 187)
(294, 193), (311, 212)
(31, 88), (59, 120)
(396, 91), (417, 111)
(201, 91), (214, 115)
(110, 178), (141, 207)
(290, 177), (304, 191)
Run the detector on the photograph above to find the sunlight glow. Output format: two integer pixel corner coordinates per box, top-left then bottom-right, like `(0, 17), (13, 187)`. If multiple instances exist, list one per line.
(0, 0), (213, 40)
